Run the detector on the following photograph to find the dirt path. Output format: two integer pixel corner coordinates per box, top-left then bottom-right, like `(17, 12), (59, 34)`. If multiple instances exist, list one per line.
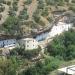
(27, 0), (38, 20)
(0, 4), (9, 25)
(16, 0), (25, 16)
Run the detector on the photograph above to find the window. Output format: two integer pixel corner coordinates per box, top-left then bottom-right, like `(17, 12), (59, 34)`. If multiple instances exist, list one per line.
(27, 45), (29, 47)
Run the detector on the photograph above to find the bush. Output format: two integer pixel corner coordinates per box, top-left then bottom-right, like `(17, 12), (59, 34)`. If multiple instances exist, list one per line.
(37, 0), (45, 9)
(0, 5), (5, 12)
(38, 20), (45, 26)
(46, 0), (64, 6)
(0, 14), (2, 20)
(12, 1), (18, 11)
(19, 57), (61, 75)
(6, 1), (11, 5)
(0, 0), (5, 4)
(41, 9), (49, 17)
(46, 0), (56, 5)
(33, 15), (40, 23)
(47, 17), (53, 23)
(3, 16), (19, 35)
(19, 8), (29, 20)
(46, 29), (75, 60)
(25, 0), (32, 5)
(8, 7), (16, 16)
(10, 47), (41, 59)
(69, 5), (75, 12)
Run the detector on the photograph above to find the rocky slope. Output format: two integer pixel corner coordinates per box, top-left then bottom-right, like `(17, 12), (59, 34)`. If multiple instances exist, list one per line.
(0, 0), (75, 37)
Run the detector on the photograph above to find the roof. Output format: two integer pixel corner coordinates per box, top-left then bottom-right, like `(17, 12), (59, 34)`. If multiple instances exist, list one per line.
(58, 65), (75, 75)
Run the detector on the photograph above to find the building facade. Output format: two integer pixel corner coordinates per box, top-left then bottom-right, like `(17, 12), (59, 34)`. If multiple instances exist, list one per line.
(19, 38), (38, 50)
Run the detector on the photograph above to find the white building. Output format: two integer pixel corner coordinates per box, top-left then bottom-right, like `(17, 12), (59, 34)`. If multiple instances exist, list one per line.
(19, 38), (38, 50)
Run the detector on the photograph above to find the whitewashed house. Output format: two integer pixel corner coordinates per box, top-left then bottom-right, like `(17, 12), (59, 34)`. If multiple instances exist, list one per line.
(19, 38), (38, 50)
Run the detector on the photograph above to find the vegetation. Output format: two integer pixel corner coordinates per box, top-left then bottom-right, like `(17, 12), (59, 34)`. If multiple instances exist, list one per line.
(19, 8), (29, 20)
(46, 0), (64, 6)
(12, 1), (18, 11)
(41, 8), (49, 17)
(10, 47), (41, 59)
(0, 5), (5, 12)
(0, 0), (75, 75)
(0, 56), (30, 75)
(19, 57), (62, 75)
(0, 0), (5, 4)
(37, 0), (45, 9)
(46, 29), (75, 61)
(25, 0), (32, 5)
(69, 4), (75, 12)
(3, 16), (20, 35)
(47, 17), (53, 23)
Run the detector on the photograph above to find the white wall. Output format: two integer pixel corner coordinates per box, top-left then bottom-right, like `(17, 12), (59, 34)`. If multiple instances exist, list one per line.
(19, 38), (38, 50)
(26, 39), (38, 50)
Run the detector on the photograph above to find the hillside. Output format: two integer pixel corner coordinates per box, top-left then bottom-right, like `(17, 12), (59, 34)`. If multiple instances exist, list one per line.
(1, 0), (75, 75)
(0, 0), (75, 36)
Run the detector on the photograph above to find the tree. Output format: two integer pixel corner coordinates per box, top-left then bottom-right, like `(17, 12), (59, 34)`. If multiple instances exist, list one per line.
(3, 16), (20, 35)
(25, 0), (32, 5)
(47, 29), (75, 60)
(19, 57), (61, 75)
(0, 59), (16, 75)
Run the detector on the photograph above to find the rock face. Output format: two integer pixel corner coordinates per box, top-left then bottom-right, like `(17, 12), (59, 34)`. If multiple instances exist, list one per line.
(48, 22), (72, 38)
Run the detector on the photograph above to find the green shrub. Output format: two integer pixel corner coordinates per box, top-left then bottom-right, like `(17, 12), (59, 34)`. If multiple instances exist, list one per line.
(10, 47), (41, 59)
(3, 16), (19, 35)
(12, 1), (18, 11)
(69, 5), (75, 12)
(47, 17), (53, 23)
(6, 1), (11, 5)
(47, 29), (75, 61)
(0, 5), (5, 12)
(0, 14), (2, 20)
(41, 9), (49, 17)
(19, 57), (61, 75)
(19, 8), (29, 20)
(25, 0), (32, 5)
(38, 0), (45, 9)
